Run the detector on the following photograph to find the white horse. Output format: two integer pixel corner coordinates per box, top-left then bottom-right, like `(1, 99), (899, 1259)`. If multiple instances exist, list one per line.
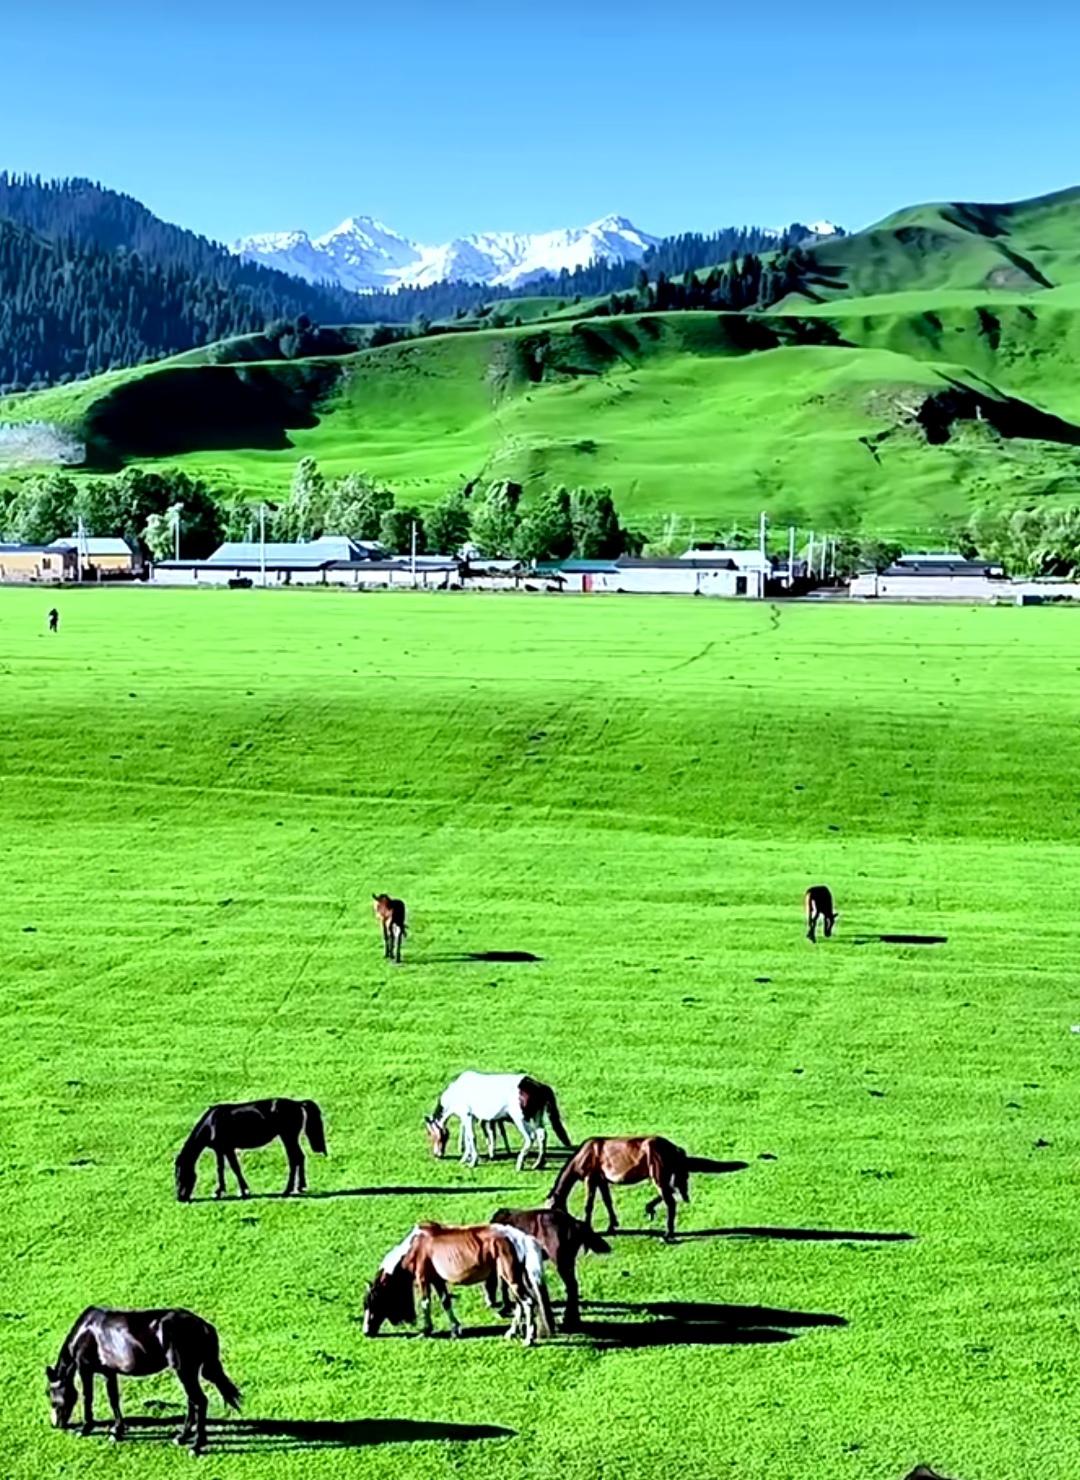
(425, 1071), (572, 1172)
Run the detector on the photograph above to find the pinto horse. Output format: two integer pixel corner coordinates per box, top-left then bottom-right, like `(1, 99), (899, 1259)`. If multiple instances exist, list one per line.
(372, 893), (407, 961)
(547, 1136), (695, 1241)
(805, 884), (837, 942)
(46, 1307), (241, 1454)
(174, 1098), (326, 1202)
(363, 1222), (553, 1345)
(426, 1070), (572, 1171)
(488, 1206), (610, 1330)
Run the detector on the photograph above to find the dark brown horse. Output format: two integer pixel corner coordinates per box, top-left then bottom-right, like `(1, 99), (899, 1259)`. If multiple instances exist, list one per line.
(174, 1098), (326, 1201)
(488, 1206), (610, 1330)
(46, 1307), (240, 1454)
(372, 893), (407, 961)
(805, 884), (836, 942)
(547, 1136), (694, 1241)
(363, 1222), (553, 1345)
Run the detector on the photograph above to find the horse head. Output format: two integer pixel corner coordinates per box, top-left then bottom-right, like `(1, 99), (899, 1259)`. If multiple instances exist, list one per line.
(424, 1116), (449, 1159)
(45, 1362), (77, 1429)
(174, 1152), (196, 1203)
(362, 1264), (415, 1336)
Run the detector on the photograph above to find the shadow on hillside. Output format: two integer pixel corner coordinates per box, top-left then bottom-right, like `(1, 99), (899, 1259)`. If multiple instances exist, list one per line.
(109, 1415), (514, 1450)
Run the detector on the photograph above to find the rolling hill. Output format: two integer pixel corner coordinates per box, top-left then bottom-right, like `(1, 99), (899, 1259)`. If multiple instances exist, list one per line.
(4, 186), (1080, 542)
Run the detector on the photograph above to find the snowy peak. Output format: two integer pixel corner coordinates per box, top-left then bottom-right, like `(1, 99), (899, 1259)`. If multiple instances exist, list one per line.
(232, 213), (661, 293)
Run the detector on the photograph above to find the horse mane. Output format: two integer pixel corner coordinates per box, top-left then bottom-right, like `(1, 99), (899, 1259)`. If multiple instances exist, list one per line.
(175, 1115), (211, 1171)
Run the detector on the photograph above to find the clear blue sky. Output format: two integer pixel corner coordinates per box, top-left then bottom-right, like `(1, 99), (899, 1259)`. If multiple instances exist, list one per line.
(6, 0), (1079, 245)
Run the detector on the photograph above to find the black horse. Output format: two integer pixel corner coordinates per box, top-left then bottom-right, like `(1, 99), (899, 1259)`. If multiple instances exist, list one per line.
(46, 1306), (240, 1454)
(175, 1098), (327, 1201)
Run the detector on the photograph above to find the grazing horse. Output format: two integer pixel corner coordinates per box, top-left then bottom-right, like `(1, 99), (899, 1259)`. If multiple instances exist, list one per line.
(805, 884), (836, 942)
(425, 1071), (572, 1171)
(174, 1097), (326, 1202)
(488, 1206), (610, 1331)
(547, 1136), (694, 1241)
(46, 1306), (240, 1454)
(363, 1222), (553, 1345)
(372, 893), (407, 961)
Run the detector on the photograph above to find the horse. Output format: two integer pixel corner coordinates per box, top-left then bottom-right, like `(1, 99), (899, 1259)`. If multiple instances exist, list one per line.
(372, 893), (407, 961)
(805, 884), (836, 942)
(488, 1205), (611, 1330)
(45, 1306), (240, 1454)
(547, 1136), (695, 1241)
(48, 607), (59, 633)
(363, 1222), (553, 1345)
(425, 1071), (572, 1171)
(174, 1097), (326, 1201)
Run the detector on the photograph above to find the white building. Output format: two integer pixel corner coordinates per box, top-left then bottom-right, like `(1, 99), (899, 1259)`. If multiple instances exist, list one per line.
(850, 554), (1008, 601)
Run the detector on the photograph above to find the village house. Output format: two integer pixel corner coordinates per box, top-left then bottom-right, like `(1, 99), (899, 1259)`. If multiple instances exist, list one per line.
(49, 535), (138, 578)
(0, 543), (78, 583)
(849, 553), (1008, 601)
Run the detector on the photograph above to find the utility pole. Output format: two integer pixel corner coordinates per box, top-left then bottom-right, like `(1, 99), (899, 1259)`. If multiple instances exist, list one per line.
(173, 505), (181, 563)
(787, 525), (796, 591)
(410, 520), (417, 588)
(758, 510), (767, 599)
(807, 532), (815, 586)
(828, 537), (836, 582)
(259, 503), (267, 588)
(76, 514), (85, 584)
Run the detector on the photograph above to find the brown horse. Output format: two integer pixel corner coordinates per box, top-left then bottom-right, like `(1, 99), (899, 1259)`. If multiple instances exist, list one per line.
(805, 884), (836, 942)
(363, 1222), (553, 1345)
(547, 1136), (693, 1241)
(372, 893), (407, 961)
(46, 1307), (240, 1454)
(488, 1206), (611, 1330)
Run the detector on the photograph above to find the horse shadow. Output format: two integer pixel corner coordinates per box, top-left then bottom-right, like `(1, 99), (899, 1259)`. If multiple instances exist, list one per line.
(642, 1225), (916, 1243)
(850, 934), (948, 947)
(573, 1298), (847, 1348)
(110, 1415), (514, 1450)
(194, 1185), (519, 1203)
(414, 951), (543, 965)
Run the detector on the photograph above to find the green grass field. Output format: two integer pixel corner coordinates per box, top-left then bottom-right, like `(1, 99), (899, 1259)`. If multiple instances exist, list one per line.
(2, 589), (1078, 1479)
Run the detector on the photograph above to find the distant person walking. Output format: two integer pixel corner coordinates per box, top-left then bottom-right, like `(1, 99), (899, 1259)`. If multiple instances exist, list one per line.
(48, 608), (59, 633)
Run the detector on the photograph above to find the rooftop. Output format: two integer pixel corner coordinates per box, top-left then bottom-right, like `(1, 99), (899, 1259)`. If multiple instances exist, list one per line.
(206, 537), (379, 565)
(49, 536), (134, 556)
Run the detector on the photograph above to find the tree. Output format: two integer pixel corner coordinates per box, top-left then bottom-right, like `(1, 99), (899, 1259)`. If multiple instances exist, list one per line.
(321, 472), (394, 541)
(425, 489), (472, 553)
(568, 487), (627, 558)
(513, 488), (574, 562)
(378, 505), (425, 555)
(278, 457), (326, 541)
(5, 471), (79, 543)
(143, 502), (182, 561)
(469, 482), (521, 557)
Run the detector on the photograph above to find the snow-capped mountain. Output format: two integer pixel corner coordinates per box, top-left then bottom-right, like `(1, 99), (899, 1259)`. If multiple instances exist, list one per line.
(232, 214), (661, 294)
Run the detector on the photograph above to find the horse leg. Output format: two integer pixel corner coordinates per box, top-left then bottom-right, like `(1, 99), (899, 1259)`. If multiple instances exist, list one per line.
(644, 1192), (661, 1221)
(583, 1177), (597, 1227)
(225, 1148), (250, 1199)
(418, 1276), (434, 1337)
(662, 1186), (678, 1242)
(559, 1252), (582, 1331)
(105, 1372), (125, 1441)
(435, 1277), (461, 1339)
(214, 1150), (228, 1199)
(807, 908), (817, 943)
(394, 925), (403, 963)
(460, 1114), (478, 1167)
(514, 1124), (533, 1173)
(597, 1177), (619, 1234)
(533, 1124), (547, 1170)
(78, 1364), (95, 1436)
(482, 1121), (496, 1160)
(175, 1371), (208, 1455)
(499, 1121), (512, 1155)
(282, 1132), (305, 1195)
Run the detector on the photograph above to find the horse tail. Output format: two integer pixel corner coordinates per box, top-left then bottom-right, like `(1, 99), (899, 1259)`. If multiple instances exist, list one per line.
(540, 1084), (572, 1148)
(300, 1101), (327, 1155)
(520, 1237), (553, 1339)
(184, 1318), (241, 1411)
(204, 1351), (242, 1412)
(581, 1225), (612, 1256)
(546, 1150), (582, 1209)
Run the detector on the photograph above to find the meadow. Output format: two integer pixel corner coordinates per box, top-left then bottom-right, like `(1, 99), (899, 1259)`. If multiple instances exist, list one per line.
(2, 588), (1078, 1480)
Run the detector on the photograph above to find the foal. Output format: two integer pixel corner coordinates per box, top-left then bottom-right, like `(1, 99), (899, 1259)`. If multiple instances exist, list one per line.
(46, 1306), (241, 1454)
(372, 893), (407, 961)
(174, 1097), (327, 1201)
(363, 1222), (553, 1345)
(805, 884), (837, 942)
(547, 1136), (693, 1241)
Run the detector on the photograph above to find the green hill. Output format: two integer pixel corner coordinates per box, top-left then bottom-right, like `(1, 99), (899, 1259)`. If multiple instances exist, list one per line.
(5, 186), (1080, 542)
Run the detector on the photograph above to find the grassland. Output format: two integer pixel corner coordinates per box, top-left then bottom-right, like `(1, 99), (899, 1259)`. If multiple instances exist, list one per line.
(2, 589), (1079, 1479)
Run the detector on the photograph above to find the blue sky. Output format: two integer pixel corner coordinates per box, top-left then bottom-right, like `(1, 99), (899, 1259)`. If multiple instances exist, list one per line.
(6, 0), (1078, 244)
